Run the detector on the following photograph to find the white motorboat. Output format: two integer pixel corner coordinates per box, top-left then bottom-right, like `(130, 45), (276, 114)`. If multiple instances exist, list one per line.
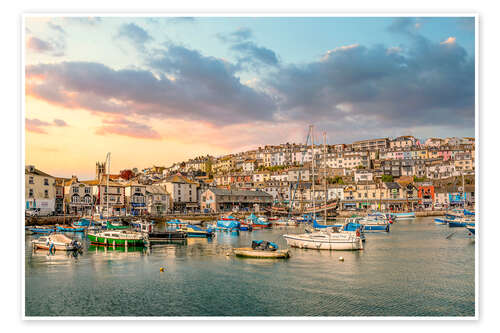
(32, 234), (82, 251)
(274, 219), (298, 226)
(283, 228), (363, 250)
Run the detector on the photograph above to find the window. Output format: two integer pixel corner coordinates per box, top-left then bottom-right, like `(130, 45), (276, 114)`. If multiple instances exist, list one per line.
(85, 187), (91, 194)
(116, 188), (120, 194)
(29, 189), (33, 198)
(44, 190), (48, 198)
(29, 176), (34, 184)
(178, 190), (181, 195)
(73, 187), (79, 194)
(44, 178), (49, 186)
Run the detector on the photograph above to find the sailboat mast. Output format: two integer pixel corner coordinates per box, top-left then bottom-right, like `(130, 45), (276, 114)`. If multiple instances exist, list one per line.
(106, 152), (110, 220)
(323, 132), (327, 220)
(310, 125), (315, 220)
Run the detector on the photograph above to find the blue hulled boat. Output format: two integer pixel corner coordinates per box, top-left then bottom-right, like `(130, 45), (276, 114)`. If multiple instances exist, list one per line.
(393, 212), (416, 220)
(56, 225), (85, 232)
(466, 225), (475, 235)
(312, 219), (341, 230)
(434, 218), (448, 224)
(28, 226), (55, 234)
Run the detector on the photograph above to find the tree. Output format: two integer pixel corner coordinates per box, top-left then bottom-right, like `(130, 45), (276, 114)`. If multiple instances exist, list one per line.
(381, 174), (393, 182)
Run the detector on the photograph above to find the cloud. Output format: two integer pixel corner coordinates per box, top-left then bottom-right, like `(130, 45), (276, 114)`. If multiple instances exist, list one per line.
(95, 117), (161, 140)
(440, 36), (456, 45)
(115, 23), (153, 51)
(26, 36), (65, 57)
(47, 22), (66, 35)
(26, 118), (68, 134)
(265, 25), (474, 134)
(65, 17), (102, 25)
(26, 44), (277, 127)
(216, 27), (252, 43)
(53, 119), (68, 127)
(217, 27), (279, 70)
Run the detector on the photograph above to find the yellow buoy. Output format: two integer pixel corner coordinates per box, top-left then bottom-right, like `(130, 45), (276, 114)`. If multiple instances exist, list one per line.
(160, 267), (165, 272)
(339, 257), (344, 261)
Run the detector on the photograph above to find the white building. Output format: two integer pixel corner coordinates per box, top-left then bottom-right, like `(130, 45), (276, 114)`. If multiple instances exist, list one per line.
(25, 165), (56, 214)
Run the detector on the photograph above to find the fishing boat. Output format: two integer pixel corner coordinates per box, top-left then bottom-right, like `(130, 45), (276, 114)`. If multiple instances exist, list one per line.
(32, 233), (82, 251)
(178, 224), (214, 238)
(234, 240), (290, 259)
(27, 225), (55, 234)
(245, 213), (272, 229)
(87, 229), (147, 247)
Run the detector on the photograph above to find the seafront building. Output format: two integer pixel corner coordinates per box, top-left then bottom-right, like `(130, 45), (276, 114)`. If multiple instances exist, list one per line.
(25, 135), (476, 216)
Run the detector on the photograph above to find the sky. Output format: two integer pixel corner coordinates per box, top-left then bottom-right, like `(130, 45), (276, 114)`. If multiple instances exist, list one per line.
(25, 16), (476, 179)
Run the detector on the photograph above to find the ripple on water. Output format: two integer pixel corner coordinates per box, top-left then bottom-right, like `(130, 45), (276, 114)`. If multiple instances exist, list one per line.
(25, 217), (475, 317)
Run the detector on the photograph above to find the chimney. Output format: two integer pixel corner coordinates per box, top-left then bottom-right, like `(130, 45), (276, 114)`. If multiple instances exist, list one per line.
(27, 165), (35, 173)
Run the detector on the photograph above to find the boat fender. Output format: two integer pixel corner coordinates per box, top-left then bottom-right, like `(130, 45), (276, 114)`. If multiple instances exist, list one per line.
(339, 256), (344, 261)
(386, 225), (390, 232)
(356, 229), (360, 237)
(49, 242), (56, 255)
(160, 267), (164, 272)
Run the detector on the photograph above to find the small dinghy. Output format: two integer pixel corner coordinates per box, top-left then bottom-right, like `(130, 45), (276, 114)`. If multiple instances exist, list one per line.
(233, 240), (290, 259)
(32, 233), (82, 251)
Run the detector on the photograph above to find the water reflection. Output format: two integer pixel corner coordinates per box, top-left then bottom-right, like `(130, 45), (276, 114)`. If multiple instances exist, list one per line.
(25, 217), (475, 317)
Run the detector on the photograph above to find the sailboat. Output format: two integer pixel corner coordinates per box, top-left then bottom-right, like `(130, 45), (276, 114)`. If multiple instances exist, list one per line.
(283, 125), (363, 251)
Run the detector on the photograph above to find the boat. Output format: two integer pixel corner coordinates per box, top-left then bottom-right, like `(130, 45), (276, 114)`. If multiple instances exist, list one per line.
(216, 218), (240, 231)
(283, 228), (363, 250)
(234, 240), (290, 259)
(27, 226), (55, 234)
(32, 233), (82, 251)
(245, 213), (272, 229)
(434, 218), (448, 224)
(447, 217), (475, 228)
(234, 248), (290, 259)
(166, 219), (188, 228)
(73, 218), (95, 227)
(273, 219), (298, 226)
(130, 219), (154, 233)
(56, 225), (86, 232)
(147, 231), (188, 243)
(87, 229), (147, 247)
(178, 224), (214, 238)
(311, 219), (342, 230)
(106, 221), (129, 230)
(466, 225), (475, 235)
(358, 217), (390, 232)
(393, 212), (416, 220)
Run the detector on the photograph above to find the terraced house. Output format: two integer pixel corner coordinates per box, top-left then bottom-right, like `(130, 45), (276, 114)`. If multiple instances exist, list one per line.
(25, 165), (56, 214)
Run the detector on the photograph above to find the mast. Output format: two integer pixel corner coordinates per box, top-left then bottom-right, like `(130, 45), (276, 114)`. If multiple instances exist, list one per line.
(106, 152), (111, 220)
(462, 172), (465, 209)
(310, 125), (315, 220)
(323, 131), (327, 221)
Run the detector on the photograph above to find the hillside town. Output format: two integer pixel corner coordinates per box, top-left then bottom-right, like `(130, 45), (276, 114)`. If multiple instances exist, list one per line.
(25, 135), (475, 217)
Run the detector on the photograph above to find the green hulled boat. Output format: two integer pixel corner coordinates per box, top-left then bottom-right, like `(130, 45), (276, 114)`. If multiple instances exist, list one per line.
(87, 230), (146, 247)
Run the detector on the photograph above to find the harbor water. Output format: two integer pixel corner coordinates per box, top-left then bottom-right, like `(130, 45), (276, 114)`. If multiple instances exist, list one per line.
(25, 217), (475, 317)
